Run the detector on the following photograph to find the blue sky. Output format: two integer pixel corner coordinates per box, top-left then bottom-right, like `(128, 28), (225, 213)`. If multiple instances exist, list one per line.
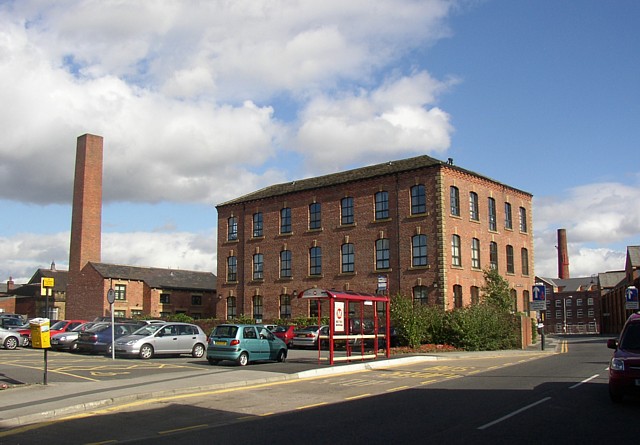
(1, 0), (638, 284)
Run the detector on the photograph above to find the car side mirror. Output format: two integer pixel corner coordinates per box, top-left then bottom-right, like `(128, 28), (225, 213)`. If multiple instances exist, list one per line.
(607, 338), (618, 349)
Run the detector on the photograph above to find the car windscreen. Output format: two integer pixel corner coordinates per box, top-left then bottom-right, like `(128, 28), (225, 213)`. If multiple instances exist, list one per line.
(211, 325), (238, 338)
(50, 321), (67, 330)
(621, 323), (640, 350)
(132, 325), (162, 336)
(274, 326), (288, 333)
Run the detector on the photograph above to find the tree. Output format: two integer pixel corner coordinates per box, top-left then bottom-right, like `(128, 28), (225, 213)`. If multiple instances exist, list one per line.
(481, 268), (512, 313)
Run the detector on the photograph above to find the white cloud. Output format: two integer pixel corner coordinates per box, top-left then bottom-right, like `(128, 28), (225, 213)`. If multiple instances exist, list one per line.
(533, 181), (640, 278)
(0, 229), (217, 284)
(293, 72), (456, 171)
(0, 0), (456, 209)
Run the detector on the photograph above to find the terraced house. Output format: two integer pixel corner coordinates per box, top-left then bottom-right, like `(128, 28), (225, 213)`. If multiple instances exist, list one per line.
(215, 155), (534, 322)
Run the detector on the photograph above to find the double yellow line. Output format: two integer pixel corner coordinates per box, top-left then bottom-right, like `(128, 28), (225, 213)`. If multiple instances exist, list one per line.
(560, 340), (569, 353)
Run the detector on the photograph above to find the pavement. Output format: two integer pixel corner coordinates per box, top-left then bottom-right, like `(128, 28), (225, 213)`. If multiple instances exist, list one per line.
(0, 337), (557, 431)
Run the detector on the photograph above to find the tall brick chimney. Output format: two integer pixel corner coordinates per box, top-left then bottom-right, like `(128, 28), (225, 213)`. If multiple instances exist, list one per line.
(66, 134), (103, 318)
(68, 134), (103, 272)
(557, 228), (570, 279)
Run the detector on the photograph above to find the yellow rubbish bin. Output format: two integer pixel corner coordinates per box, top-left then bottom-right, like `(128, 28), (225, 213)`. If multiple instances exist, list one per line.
(30, 318), (51, 349)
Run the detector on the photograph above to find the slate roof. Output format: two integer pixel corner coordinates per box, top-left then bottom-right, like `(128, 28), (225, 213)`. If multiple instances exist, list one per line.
(217, 154), (532, 207)
(599, 271), (626, 289)
(27, 268), (69, 292)
(627, 246), (640, 268)
(538, 276), (597, 293)
(90, 263), (216, 291)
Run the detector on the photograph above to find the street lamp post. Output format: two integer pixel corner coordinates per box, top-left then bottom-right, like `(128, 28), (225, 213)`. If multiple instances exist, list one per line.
(563, 295), (573, 334)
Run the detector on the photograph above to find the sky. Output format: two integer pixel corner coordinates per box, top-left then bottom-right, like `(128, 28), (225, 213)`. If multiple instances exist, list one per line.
(1, 0), (639, 285)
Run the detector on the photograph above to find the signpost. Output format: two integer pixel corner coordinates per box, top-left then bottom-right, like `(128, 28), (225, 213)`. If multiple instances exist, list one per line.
(625, 286), (638, 310)
(107, 288), (116, 360)
(39, 277), (55, 385)
(531, 284), (546, 351)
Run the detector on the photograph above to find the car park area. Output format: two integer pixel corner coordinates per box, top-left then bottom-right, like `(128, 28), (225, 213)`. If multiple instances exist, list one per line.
(0, 344), (344, 385)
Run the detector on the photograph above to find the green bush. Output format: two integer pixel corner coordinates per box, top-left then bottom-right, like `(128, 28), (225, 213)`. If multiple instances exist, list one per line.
(391, 294), (520, 351)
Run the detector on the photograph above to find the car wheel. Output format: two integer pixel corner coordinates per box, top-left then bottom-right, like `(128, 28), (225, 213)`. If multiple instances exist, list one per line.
(139, 344), (154, 359)
(609, 386), (624, 403)
(4, 336), (18, 350)
(276, 349), (286, 362)
(207, 358), (219, 365)
(192, 343), (205, 358)
(70, 342), (79, 352)
(237, 352), (249, 366)
(106, 344), (113, 355)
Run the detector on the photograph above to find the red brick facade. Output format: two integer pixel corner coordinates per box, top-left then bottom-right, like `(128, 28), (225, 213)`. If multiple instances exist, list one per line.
(215, 157), (534, 322)
(67, 134), (104, 319)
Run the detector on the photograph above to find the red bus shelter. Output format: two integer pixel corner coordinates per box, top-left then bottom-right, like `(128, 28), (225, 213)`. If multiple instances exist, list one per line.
(297, 288), (390, 365)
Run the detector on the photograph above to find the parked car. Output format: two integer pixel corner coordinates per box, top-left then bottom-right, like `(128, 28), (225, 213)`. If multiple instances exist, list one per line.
(0, 314), (26, 329)
(115, 322), (207, 359)
(0, 327), (22, 350)
(273, 325), (295, 348)
(207, 324), (287, 366)
(292, 325), (327, 349)
(14, 319), (60, 346)
(607, 312), (640, 402)
(77, 322), (140, 354)
(16, 319), (86, 347)
(50, 322), (100, 352)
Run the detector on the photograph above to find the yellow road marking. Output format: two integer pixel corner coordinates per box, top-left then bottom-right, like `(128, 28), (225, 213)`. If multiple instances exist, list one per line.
(345, 393), (372, 400)
(385, 385), (409, 392)
(159, 424), (208, 435)
(297, 402), (329, 410)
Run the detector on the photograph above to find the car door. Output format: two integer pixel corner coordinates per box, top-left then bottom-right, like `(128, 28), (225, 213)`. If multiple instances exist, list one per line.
(259, 327), (279, 360)
(242, 326), (267, 360)
(154, 324), (179, 354)
(175, 324), (197, 353)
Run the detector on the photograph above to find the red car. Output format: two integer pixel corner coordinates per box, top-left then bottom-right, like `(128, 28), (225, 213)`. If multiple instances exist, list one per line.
(273, 325), (295, 348)
(18, 319), (87, 346)
(607, 312), (640, 402)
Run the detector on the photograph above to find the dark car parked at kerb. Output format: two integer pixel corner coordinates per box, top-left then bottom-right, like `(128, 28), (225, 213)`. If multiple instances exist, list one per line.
(77, 322), (141, 355)
(608, 312), (640, 402)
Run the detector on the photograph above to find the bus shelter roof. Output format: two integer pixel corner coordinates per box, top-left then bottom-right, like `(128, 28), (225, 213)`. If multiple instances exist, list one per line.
(297, 288), (389, 302)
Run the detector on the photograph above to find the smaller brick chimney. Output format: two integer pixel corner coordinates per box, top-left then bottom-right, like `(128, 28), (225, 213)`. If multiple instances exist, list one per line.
(7, 276), (15, 291)
(557, 228), (570, 279)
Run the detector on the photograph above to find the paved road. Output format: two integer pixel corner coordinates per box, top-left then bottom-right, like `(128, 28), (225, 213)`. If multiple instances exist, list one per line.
(4, 336), (627, 444)
(0, 346), (339, 385)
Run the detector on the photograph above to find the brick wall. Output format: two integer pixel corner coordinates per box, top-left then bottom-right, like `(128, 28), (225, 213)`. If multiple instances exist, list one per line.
(216, 163), (534, 320)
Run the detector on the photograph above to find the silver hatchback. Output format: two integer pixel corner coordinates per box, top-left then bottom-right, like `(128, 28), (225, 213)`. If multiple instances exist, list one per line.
(115, 322), (207, 359)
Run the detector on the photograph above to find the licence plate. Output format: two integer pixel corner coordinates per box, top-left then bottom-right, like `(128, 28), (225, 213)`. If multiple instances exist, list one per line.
(215, 341), (227, 345)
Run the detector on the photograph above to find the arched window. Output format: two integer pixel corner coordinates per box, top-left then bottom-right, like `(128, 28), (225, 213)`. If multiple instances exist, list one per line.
(253, 295), (263, 321)
(341, 243), (355, 273)
(376, 238), (390, 270)
(413, 286), (429, 305)
(450, 186), (460, 216)
(412, 234), (427, 267)
(411, 184), (426, 215)
(226, 296), (236, 320)
(375, 191), (389, 220)
(228, 216), (238, 241)
(310, 246), (322, 276)
(280, 294), (291, 319)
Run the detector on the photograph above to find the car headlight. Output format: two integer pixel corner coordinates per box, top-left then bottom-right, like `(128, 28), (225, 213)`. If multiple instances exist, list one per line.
(611, 358), (625, 371)
(59, 336), (67, 341)
(126, 340), (138, 346)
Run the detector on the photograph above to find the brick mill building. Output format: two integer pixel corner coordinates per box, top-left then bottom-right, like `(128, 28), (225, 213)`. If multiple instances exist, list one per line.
(215, 155), (535, 322)
(65, 134), (217, 320)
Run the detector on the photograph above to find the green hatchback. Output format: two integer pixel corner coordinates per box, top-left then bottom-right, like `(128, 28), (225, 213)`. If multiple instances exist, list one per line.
(207, 324), (287, 366)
